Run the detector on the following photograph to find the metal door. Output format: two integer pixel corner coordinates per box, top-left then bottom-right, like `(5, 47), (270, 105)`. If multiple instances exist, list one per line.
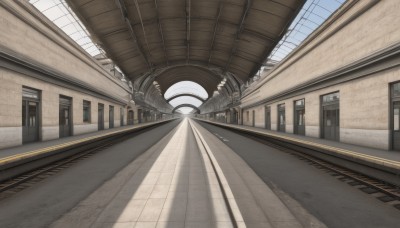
(59, 98), (72, 138)
(232, 110), (238, 124)
(278, 105), (285, 132)
(323, 104), (339, 141)
(138, 109), (143, 123)
(109, 106), (114, 128)
(265, 106), (271, 130)
(22, 100), (39, 143)
(295, 109), (305, 135)
(393, 101), (400, 150)
(98, 104), (104, 130)
(252, 110), (255, 127)
(120, 108), (124, 126)
(128, 110), (134, 125)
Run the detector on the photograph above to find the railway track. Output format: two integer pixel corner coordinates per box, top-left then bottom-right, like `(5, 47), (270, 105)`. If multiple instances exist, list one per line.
(241, 133), (400, 211)
(0, 123), (166, 200)
(0, 142), (112, 200)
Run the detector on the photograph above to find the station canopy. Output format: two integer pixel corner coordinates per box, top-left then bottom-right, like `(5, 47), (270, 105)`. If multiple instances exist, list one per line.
(66, 0), (304, 94)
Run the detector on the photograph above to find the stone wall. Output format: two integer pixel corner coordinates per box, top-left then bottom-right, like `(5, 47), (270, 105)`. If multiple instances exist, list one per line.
(239, 0), (400, 150)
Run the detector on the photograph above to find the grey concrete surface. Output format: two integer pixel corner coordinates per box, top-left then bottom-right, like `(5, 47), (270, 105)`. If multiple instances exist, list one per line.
(202, 120), (400, 163)
(197, 121), (400, 228)
(190, 120), (323, 228)
(0, 120), (181, 228)
(0, 121), (172, 160)
(51, 118), (234, 228)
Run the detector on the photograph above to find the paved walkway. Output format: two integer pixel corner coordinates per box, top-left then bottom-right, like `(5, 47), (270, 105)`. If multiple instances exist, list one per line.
(51, 119), (235, 228)
(0, 120), (174, 160)
(51, 118), (320, 228)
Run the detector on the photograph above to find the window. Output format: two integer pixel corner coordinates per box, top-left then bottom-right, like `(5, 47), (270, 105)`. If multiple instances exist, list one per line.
(23, 87), (40, 100)
(295, 99), (305, 107)
(322, 92), (340, 103)
(83, 100), (91, 123)
(246, 111), (249, 121)
(392, 82), (400, 98)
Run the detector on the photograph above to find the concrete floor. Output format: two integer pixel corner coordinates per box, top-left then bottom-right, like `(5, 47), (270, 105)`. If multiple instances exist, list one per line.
(0, 118), (319, 228)
(51, 119), (235, 228)
(50, 118), (313, 228)
(2, 118), (397, 228)
(197, 121), (400, 228)
(0, 120), (181, 228)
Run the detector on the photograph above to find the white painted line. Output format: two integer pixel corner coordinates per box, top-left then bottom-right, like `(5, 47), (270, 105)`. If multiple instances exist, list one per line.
(190, 119), (245, 227)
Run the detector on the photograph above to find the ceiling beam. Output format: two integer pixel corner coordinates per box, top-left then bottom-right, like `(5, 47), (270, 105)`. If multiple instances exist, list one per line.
(115, 0), (152, 69)
(166, 93), (206, 102)
(224, 0), (253, 73)
(186, 0), (191, 64)
(207, 0), (223, 66)
(172, 104), (200, 114)
(133, 0), (154, 65)
(248, 0), (305, 78)
(155, 0), (169, 66)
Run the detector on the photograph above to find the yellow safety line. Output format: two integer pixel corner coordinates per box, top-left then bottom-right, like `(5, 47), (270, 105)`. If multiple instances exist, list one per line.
(0, 121), (166, 165)
(201, 120), (400, 168)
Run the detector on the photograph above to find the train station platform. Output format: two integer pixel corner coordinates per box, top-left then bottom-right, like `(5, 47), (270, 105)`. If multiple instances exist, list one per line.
(49, 118), (320, 228)
(196, 120), (400, 174)
(0, 120), (177, 182)
(0, 122), (158, 160)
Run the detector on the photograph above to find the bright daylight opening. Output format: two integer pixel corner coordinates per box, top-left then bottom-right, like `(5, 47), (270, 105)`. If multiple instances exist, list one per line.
(165, 81), (208, 114)
(176, 107), (195, 114)
(169, 97), (203, 114)
(164, 81), (208, 100)
(169, 97), (203, 108)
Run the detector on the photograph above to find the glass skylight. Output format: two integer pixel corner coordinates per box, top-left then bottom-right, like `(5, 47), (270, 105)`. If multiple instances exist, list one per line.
(164, 81), (208, 100)
(259, 0), (346, 74)
(29, 0), (102, 57)
(169, 96), (203, 108)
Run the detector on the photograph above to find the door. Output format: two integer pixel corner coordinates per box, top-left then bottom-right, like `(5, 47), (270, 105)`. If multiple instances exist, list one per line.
(278, 104), (285, 132)
(323, 104), (339, 141)
(265, 106), (271, 130)
(295, 109), (305, 135)
(109, 106), (114, 128)
(128, 110), (134, 125)
(120, 108), (124, 126)
(138, 109), (143, 123)
(252, 111), (255, 127)
(22, 100), (39, 143)
(393, 101), (400, 150)
(232, 110), (238, 124)
(59, 97), (72, 138)
(98, 104), (104, 130)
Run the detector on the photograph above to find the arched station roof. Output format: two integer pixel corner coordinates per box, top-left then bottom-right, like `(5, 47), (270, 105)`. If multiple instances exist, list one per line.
(166, 93), (206, 103)
(164, 81), (208, 100)
(156, 66), (219, 97)
(66, 0), (305, 92)
(172, 104), (200, 114)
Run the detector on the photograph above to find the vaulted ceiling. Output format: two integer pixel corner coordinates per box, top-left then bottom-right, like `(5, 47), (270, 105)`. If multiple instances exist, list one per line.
(66, 0), (304, 93)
